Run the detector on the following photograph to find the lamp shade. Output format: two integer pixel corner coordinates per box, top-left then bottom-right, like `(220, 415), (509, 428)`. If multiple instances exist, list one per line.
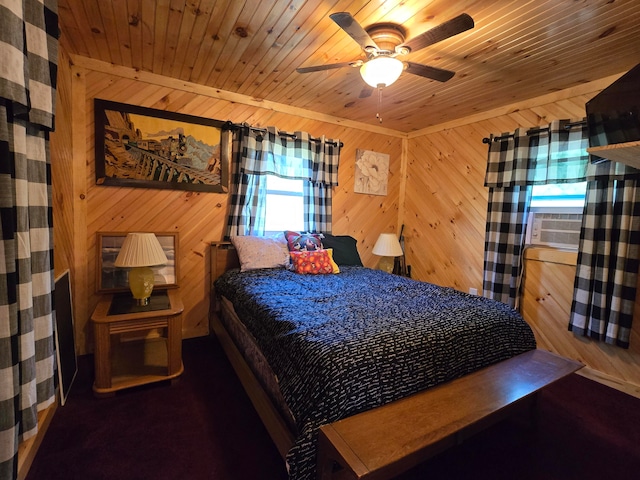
(114, 233), (168, 267)
(372, 233), (404, 257)
(360, 56), (404, 88)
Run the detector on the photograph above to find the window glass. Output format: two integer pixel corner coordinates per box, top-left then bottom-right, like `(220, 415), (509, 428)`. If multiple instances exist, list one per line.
(531, 182), (587, 208)
(266, 175), (303, 193)
(264, 175), (304, 233)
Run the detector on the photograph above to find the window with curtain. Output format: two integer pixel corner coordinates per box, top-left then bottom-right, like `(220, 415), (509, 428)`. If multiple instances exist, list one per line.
(483, 119), (589, 308)
(225, 125), (341, 238)
(483, 119), (640, 348)
(529, 126), (588, 208)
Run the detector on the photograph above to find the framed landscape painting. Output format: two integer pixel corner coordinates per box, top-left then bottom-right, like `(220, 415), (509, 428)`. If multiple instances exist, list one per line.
(94, 99), (231, 193)
(96, 232), (179, 293)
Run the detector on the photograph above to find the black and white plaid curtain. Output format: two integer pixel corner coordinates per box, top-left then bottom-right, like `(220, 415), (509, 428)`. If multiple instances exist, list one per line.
(0, 1), (59, 478)
(225, 126), (340, 237)
(483, 120), (589, 308)
(484, 118), (640, 347)
(569, 160), (640, 348)
(483, 128), (534, 308)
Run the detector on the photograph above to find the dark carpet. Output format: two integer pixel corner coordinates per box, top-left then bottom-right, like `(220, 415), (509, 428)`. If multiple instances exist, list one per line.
(27, 336), (640, 480)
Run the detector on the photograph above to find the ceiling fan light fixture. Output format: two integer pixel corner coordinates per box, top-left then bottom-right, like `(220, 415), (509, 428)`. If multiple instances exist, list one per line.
(360, 56), (404, 88)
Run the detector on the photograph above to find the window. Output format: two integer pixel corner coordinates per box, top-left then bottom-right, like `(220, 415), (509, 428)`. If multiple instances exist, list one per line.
(531, 182), (587, 209)
(529, 132), (587, 210)
(528, 182), (586, 248)
(264, 175), (304, 234)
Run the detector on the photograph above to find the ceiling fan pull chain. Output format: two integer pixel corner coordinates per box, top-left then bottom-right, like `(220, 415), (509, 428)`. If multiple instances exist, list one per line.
(376, 85), (384, 123)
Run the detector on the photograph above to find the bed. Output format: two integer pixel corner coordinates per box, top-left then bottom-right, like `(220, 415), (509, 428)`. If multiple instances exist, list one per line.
(209, 235), (542, 479)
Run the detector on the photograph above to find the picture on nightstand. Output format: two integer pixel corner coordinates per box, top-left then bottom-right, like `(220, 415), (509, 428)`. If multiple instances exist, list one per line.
(97, 232), (179, 293)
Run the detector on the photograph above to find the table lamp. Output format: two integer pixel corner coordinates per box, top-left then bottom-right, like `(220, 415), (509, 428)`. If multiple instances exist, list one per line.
(372, 233), (404, 273)
(114, 232), (168, 306)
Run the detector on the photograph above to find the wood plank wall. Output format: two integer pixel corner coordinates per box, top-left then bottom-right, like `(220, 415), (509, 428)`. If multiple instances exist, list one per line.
(52, 47), (74, 277)
(51, 46), (640, 392)
(53, 53), (404, 355)
(521, 248), (640, 396)
(404, 79), (640, 392)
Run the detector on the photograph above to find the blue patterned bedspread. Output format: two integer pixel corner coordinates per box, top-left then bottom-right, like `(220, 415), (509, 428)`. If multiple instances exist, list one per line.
(214, 266), (536, 479)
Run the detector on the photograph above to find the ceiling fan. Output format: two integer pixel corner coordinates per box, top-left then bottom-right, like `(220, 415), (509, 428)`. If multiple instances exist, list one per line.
(296, 12), (474, 95)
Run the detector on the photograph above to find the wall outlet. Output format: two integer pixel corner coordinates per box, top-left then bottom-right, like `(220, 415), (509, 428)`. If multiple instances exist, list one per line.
(469, 287), (478, 295)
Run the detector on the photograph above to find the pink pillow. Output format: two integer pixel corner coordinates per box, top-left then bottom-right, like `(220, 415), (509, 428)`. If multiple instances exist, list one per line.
(230, 235), (290, 271)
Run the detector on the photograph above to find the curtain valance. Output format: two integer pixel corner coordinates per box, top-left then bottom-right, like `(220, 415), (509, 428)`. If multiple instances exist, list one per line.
(237, 126), (340, 186)
(485, 119), (589, 188)
(0, 0), (59, 130)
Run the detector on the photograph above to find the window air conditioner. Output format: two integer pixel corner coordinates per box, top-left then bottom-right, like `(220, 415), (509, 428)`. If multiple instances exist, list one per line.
(526, 212), (582, 249)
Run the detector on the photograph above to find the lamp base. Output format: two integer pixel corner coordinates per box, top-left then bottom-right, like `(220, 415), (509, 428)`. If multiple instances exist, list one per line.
(376, 256), (395, 273)
(128, 266), (155, 306)
(135, 296), (150, 307)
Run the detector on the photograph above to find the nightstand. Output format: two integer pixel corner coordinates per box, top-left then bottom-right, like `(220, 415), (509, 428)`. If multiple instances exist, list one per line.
(91, 289), (184, 397)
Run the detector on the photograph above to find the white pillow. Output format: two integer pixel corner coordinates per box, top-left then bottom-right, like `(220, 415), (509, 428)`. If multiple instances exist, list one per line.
(230, 235), (290, 271)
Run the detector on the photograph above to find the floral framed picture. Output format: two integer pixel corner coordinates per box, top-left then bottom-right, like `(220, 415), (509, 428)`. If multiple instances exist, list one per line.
(354, 149), (390, 196)
(96, 232), (179, 293)
(94, 99), (231, 193)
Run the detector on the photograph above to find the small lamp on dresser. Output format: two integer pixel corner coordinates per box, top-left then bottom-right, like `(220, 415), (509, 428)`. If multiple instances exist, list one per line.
(114, 232), (168, 306)
(372, 233), (404, 273)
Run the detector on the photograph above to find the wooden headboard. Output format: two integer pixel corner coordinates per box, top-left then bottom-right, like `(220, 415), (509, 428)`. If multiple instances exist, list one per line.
(209, 242), (239, 322)
(210, 241), (240, 284)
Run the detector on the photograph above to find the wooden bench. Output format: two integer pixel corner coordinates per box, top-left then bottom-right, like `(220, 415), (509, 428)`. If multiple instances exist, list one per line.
(317, 349), (582, 480)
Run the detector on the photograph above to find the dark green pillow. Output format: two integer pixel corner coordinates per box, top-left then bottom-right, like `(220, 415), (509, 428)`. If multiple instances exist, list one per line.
(320, 234), (363, 266)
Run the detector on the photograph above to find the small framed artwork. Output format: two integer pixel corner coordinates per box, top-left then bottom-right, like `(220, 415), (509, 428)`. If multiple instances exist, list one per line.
(354, 149), (390, 196)
(94, 99), (231, 193)
(96, 232), (179, 293)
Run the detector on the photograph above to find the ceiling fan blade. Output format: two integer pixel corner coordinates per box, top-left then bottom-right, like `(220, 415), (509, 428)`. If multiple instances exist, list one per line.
(330, 12), (380, 51)
(296, 61), (356, 73)
(399, 13), (474, 53)
(405, 62), (455, 82)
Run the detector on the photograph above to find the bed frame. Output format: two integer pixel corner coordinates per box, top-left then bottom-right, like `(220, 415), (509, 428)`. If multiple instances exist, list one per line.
(209, 241), (583, 479)
(209, 242), (295, 458)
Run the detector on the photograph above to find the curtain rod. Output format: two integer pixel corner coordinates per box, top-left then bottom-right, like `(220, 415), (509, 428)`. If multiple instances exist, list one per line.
(224, 121), (343, 147)
(481, 120), (587, 144)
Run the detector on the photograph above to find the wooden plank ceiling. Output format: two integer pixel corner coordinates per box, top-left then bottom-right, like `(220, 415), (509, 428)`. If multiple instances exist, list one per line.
(58, 0), (640, 133)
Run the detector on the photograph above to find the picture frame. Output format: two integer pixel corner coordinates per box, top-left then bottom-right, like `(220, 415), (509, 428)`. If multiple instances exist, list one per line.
(94, 99), (231, 193)
(54, 269), (77, 406)
(354, 149), (390, 196)
(96, 232), (179, 293)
